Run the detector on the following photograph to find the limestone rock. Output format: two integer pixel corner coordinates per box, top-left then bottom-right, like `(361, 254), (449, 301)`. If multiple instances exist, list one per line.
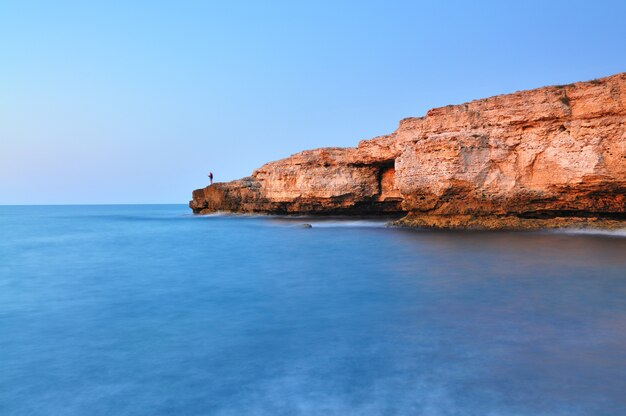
(190, 73), (626, 229)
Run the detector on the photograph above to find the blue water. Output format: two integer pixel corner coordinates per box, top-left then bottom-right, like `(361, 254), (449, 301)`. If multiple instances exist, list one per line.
(1, 205), (626, 416)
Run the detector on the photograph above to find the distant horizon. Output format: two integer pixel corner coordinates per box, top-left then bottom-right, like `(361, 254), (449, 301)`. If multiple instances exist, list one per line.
(0, 203), (188, 206)
(2, 0), (625, 205)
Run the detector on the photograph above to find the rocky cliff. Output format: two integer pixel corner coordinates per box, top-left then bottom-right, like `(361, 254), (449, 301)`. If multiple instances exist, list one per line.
(191, 73), (626, 229)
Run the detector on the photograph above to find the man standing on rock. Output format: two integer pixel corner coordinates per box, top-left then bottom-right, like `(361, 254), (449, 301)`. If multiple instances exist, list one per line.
(208, 172), (213, 185)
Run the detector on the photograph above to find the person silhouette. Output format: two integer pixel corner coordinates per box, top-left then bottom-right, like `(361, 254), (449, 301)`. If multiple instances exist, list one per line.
(208, 172), (214, 185)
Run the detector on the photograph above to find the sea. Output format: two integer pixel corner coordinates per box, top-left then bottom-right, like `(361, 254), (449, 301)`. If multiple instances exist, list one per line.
(1, 204), (625, 416)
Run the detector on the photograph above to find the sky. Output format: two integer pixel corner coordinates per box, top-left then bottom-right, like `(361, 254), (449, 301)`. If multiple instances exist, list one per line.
(1, 0), (625, 205)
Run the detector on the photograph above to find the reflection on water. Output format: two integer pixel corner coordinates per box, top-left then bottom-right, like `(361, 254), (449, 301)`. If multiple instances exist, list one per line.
(1, 205), (625, 416)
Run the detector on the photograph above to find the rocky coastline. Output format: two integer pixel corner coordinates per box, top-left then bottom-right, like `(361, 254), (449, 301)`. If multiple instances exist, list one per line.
(191, 73), (626, 230)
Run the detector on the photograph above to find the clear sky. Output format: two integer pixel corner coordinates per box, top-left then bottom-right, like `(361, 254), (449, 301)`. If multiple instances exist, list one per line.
(1, 0), (625, 204)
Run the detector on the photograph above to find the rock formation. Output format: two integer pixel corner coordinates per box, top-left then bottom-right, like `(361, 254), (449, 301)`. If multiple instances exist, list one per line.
(191, 73), (626, 229)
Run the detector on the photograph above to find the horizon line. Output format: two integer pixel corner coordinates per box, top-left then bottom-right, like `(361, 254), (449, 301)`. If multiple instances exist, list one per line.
(0, 203), (189, 207)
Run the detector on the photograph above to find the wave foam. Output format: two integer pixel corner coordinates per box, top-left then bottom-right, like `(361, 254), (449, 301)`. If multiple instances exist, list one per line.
(300, 220), (389, 228)
(550, 228), (626, 237)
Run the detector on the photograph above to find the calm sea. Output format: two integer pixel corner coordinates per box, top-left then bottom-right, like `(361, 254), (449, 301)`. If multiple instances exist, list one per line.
(1, 205), (625, 416)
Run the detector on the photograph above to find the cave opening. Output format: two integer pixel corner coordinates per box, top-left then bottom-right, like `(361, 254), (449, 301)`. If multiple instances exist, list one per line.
(375, 160), (402, 201)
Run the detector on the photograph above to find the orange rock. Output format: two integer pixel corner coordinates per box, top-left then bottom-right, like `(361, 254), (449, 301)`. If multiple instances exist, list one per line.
(190, 73), (626, 229)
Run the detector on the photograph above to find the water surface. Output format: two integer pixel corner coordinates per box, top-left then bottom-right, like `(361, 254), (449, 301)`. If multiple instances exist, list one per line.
(1, 205), (625, 415)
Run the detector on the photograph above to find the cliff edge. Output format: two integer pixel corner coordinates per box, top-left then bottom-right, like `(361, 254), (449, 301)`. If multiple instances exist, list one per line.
(191, 73), (626, 229)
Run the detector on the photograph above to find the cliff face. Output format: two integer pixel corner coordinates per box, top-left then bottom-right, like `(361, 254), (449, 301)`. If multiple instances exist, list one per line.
(191, 73), (626, 228)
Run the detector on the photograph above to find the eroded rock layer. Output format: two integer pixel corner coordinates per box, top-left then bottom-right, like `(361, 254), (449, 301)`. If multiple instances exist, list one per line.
(190, 73), (626, 229)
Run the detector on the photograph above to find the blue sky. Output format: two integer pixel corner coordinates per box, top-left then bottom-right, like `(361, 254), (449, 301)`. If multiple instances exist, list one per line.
(1, 0), (625, 204)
